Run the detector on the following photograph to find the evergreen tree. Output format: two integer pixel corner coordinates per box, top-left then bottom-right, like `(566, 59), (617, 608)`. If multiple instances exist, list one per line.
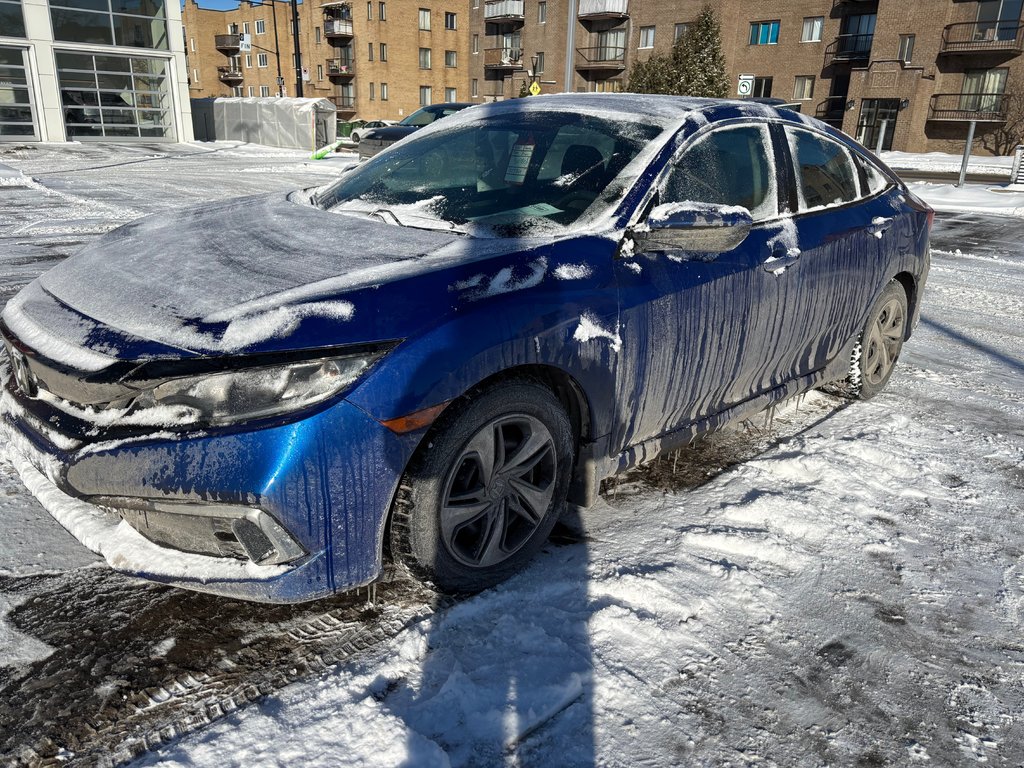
(626, 4), (729, 98)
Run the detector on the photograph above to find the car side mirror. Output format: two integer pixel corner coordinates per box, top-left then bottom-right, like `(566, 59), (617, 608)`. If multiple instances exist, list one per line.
(633, 202), (753, 256)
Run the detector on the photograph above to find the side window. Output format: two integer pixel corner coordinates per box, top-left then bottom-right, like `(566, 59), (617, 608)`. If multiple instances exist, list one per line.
(854, 153), (892, 197)
(664, 124), (777, 222)
(785, 127), (859, 210)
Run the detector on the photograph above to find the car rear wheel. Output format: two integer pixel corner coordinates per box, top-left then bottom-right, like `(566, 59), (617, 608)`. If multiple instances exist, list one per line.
(389, 381), (573, 593)
(847, 280), (908, 400)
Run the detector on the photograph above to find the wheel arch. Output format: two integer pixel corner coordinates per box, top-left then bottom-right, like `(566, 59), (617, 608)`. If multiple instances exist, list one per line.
(892, 271), (917, 340)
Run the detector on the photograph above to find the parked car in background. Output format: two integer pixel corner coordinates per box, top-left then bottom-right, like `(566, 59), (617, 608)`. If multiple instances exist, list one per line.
(0, 94), (931, 603)
(356, 102), (474, 159)
(349, 119), (398, 143)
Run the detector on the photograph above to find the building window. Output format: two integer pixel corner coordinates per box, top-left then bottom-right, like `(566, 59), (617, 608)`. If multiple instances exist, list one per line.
(445, 49), (457, 67)
(420, 85), (431, 105)
(49, 0), (170, 50)
(538, 2), (546, 23)
(316, 26), (322, 44)
(257, 52), (268, 67)
(801, 16), (822, 43)
(247, 85), (254, 97)
(674, 23), (689, 41)
(535, 51), (544, 73)
(379, 1), (386, 20)
(260, 85), (270, 96)
(749, 20), (780, 46)
(244, 53), (252, 67)
(0, 0), (27, 37)
(793, 75), (814, 100)
(419, 47), (431, 68)
(445, 86), (457, 102)
(962, 67), (1007, 112)
(445, 11), (456, 29)
(381, 82), (388, 100)
(639, 26), (655, 49)
(242, 21), (249, 34)
(255, 19), (265, 34)
(752, 76), (773, 97)
(369, 82), (375, 100)
(367, 1), (372, 19)
(192, 67), (198, 82)
(367, 42), (373, 60)
(56, 51), (174, 139)
(472, 34), (479, 53)
(418, 8), (430, 30)
(233, 85), (243, 96)
(898, 34), (915, 63)
(189, 37), (195, 51)
(472, 78), (478, 97)
(380, 42), (387, 60)
(317, 64), (323, 79)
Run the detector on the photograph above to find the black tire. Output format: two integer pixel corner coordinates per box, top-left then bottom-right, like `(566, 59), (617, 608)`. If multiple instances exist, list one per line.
(846, 280), (909, 400)
(389, 381), (574, 593)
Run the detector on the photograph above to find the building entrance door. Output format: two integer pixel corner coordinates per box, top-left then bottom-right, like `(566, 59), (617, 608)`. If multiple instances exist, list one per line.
(856, 98), (900, 152)
(0, 46), (38, 141)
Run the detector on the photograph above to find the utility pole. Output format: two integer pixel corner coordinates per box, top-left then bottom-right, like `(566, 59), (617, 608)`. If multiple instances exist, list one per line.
(290, 0), (303, 97)
(271, 0), (283, 96)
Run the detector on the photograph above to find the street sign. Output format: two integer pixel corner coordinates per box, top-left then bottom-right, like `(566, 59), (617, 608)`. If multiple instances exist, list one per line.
(239, 33), (252, 52)
(529, 81), (541, 97)
(737, 74), (754, 97)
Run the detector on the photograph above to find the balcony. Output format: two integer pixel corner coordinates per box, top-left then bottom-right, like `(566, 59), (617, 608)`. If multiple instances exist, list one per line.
(214, 34), (240, 54)
(327, 58), (355, 78)
(941, 21), (1023, 55)
(824, 33), (873, 65)
(928, 92), (1007, 122)
(575, 46), (626, 71)
(325, 19), (354, 38)
(484, 0), (524, 22)
(483, 47), (524, 69)
(217, 66), (243, 84)
(578, 0), (628, 20)
(329, 95), (356, 113)
(814, 95), (848, 125)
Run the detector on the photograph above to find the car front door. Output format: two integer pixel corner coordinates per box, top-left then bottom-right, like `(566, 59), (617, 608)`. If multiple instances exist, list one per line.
(612, 121), (789, 453)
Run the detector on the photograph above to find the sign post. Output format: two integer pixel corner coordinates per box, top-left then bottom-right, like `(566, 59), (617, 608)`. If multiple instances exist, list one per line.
(737, 74), (754, 98)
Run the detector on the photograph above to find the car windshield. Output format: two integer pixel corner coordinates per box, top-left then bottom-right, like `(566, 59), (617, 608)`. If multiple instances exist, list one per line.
(315, 111), (663, 237)
(400, 107), (457, 127)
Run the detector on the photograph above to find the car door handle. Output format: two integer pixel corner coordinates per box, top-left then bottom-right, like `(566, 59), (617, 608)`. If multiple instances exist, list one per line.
(763, 246), (801, 273)
(867, 217), (895, 237)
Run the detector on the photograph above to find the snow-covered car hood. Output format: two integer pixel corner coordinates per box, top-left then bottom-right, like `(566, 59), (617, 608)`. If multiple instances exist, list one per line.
(2, 193), (503, 366)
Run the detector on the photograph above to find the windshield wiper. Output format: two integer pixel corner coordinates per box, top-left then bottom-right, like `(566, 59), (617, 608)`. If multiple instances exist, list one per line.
(371, 208), (403, 226)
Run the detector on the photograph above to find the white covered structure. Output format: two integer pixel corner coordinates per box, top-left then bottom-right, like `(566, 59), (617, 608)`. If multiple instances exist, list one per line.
(191, 97), (337, 150)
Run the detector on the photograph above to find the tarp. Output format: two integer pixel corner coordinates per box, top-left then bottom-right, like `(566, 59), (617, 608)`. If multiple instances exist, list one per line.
(191, 97), (336, 150)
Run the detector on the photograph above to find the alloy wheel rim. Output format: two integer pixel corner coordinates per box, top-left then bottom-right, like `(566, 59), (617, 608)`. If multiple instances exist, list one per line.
(441, 415), (557, 569)
(863, 297), (906, 386)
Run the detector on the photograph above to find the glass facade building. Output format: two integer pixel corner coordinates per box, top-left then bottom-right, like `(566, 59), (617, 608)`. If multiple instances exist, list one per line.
(0, 0), (190, 141)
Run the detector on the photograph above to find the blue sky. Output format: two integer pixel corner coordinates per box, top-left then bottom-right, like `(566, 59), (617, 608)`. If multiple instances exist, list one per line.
(185, 0), (307, 11)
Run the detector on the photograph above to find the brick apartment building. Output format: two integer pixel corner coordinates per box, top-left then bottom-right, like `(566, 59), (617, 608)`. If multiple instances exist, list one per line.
(471, 0), (1024, 154)
(181, 0), (471, 122)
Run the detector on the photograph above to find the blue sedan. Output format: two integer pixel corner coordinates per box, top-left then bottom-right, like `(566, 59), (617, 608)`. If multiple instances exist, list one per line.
(0, 95), (931, 602)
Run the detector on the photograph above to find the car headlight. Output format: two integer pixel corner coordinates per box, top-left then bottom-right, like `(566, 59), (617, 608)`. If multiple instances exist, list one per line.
(130, 349), (387, 428)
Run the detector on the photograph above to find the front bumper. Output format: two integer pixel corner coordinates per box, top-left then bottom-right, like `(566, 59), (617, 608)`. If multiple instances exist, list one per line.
(1, 373), (416, 603)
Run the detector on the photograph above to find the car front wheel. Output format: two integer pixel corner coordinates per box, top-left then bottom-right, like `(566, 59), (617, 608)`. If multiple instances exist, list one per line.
(389, 381), (574, 593)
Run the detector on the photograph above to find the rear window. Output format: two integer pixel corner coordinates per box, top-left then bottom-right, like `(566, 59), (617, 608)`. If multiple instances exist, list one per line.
(785, 127), (859, 210)
(855, 153), (892, 197)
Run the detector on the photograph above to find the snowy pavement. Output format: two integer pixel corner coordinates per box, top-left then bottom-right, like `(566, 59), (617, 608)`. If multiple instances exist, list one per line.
(0, 143), (1022, 767)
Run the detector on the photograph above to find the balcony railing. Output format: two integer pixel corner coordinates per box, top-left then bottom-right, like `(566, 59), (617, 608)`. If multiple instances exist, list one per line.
(327, 58), (356, 77)
(484, 0), (524, 21)
(578, 0), (629, 19)
(483, 47), (524, 68)
(824, 33), (873, 65)
(929, 92), (1008, 121)
(329, 95), (356, 111)
(941, 21), (1023, 54)
(325, 19), (354, 37)
(575, 46), (626, 70)
(814, 95), (847, 123)
(217, 66), (243, 83)
(214, 34), (240, 53)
